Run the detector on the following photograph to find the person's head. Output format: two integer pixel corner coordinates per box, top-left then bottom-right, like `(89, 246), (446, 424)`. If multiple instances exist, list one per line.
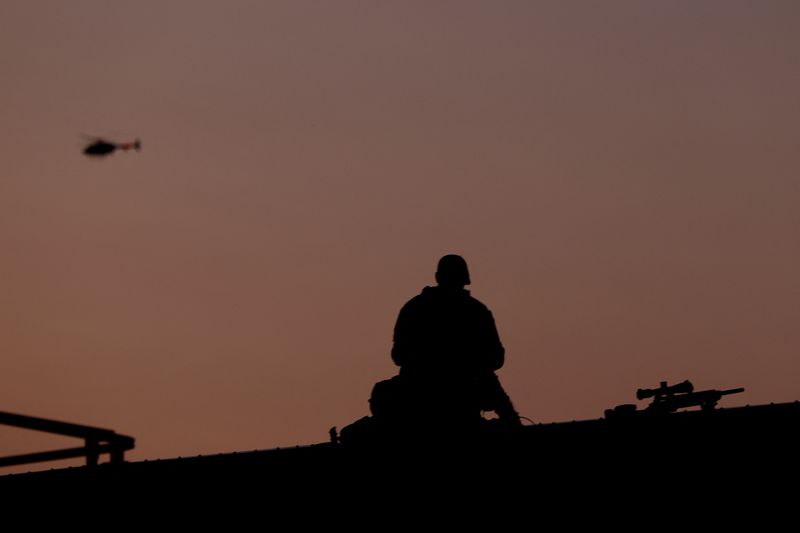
(435, 254), (471, 288)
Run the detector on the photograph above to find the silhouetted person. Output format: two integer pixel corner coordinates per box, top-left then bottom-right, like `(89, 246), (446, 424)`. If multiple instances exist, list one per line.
(375, 254), (519, 428)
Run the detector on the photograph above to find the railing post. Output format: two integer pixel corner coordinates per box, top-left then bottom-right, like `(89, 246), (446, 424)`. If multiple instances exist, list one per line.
(110, 443), (124, 465)
(86, 438), (99, 466)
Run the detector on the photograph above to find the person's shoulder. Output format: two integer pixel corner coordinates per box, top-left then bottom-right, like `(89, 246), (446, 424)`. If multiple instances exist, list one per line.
(400, 286), (434, 307)
(464, 291), (492, 311)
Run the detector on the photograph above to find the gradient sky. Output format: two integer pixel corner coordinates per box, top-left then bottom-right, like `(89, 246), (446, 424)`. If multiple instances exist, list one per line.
(2, 1), (799, 471)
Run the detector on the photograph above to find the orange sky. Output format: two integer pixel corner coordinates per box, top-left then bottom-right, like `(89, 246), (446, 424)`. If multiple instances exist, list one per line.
(2, 1), (799, 471)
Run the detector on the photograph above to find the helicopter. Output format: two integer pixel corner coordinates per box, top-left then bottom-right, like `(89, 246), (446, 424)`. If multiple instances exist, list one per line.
(82, 136), (141, 157)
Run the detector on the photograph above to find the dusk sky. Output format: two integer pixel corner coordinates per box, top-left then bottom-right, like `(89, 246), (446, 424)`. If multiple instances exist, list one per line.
(2, 1), (799, 470)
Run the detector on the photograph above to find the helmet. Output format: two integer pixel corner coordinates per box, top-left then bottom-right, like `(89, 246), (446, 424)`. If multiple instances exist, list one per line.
(436, 254), (471, 286)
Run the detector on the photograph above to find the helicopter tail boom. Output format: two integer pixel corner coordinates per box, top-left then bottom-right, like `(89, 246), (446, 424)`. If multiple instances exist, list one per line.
(118, 139), (141, 151)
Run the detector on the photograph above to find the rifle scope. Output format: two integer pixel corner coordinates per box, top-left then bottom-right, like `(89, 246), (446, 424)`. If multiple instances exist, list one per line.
(637, 380), (693, 400)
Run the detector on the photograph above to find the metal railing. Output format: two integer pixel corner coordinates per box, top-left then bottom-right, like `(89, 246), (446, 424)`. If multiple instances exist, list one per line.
(0, 410), (135, 468)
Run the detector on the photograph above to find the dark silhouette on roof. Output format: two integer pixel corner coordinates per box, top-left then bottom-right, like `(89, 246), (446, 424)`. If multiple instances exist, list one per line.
(2, 255), (797, 516)
(344, 255), (520, 445)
